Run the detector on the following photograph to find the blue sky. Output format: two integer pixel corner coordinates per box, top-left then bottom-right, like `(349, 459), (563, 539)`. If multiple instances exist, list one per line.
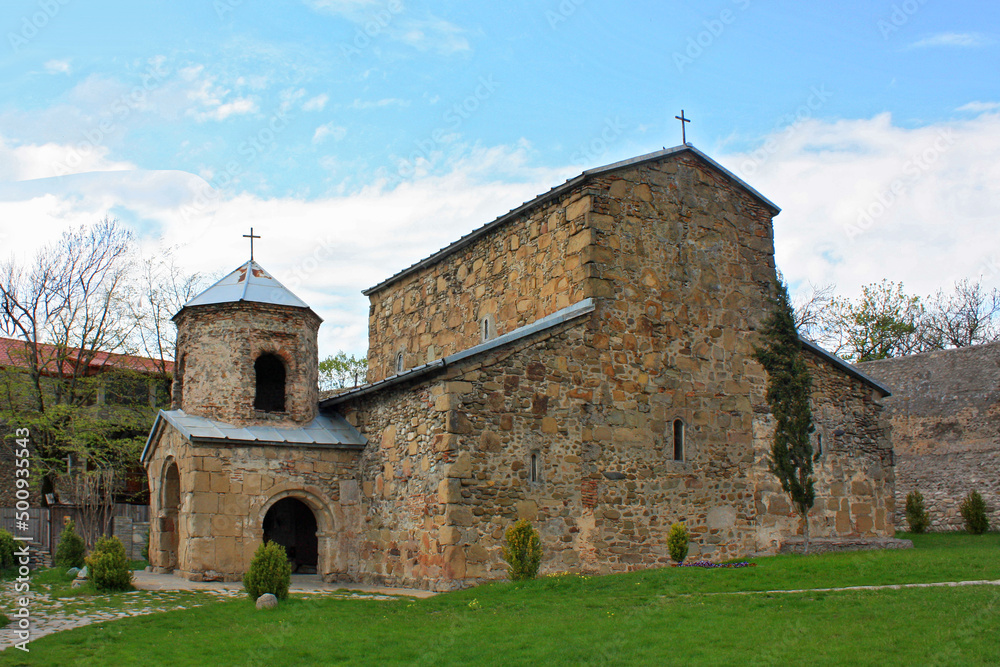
(1, 0), (998, 357)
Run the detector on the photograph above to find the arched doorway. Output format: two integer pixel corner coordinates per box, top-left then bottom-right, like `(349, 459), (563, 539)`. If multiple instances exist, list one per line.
(160, 462), (180, 571)
(262, 497), (318, 574)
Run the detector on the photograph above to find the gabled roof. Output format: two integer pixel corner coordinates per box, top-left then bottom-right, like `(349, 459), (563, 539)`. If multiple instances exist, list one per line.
(177, 260), (312, 315)
(141, 408), (367, 463)
(363, 144), (781, 296)
(0, 336), (173, 376)
(321, 298), (597, 408)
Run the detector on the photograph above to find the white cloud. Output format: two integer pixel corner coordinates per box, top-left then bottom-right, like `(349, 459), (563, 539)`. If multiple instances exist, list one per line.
(44, 59), (71, 75)
(718, 110), (1000, 302)
(910, 32), (990, 48)
(303, 94), (329, 112)
(313, 123), (347, 143)
(0, 143), (569, 357)
(182, 66), (259, 122)
(0, 135), (134, 181)
(347, 98), (409, 110)
(397, 17), (471, 55)
(957, 101), (1000, 113)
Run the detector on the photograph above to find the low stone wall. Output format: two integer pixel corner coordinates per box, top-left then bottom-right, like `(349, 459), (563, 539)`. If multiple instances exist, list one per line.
(779, 536), (913, 555)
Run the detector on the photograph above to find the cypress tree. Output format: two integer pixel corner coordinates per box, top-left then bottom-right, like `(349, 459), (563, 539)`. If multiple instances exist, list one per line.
(754, 278), (817, 553)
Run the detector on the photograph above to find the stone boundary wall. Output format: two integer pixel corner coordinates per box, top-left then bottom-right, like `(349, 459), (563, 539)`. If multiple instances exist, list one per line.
(857, 344), (1000, 531)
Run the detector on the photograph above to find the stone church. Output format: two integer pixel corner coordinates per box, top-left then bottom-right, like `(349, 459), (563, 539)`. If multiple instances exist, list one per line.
(143, 145), (898, 590)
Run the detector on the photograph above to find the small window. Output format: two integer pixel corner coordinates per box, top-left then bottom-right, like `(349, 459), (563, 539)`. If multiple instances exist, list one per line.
(529, 452), (540, 483)
(254, 353), (286, 412)
(815, 432), (823, 460)
(395, 351), (405, 375)
(672, 419), (684, 462)
(481, 314), (495, 342)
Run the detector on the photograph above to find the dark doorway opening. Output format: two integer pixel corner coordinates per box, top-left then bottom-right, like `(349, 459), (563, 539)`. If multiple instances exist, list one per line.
(254, 354), (286, 412)
(262, 497), (318, 574)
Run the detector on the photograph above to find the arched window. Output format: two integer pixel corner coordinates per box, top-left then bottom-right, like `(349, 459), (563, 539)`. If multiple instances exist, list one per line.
(815, 432), (823, 459)
(529, 451), (540, 483)
(481, 314), (495, 342)
(672, 419), (684, 462)
(395, 351), (405, 375)
(254, 353), (286, 412)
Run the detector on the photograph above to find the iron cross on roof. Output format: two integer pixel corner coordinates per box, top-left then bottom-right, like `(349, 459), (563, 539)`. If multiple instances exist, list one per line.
(675, 110), (691, 145)
(243, 227), (261, 261)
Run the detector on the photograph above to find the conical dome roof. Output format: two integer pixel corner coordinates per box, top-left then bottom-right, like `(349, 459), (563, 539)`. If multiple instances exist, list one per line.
(179, 260), (311, 311)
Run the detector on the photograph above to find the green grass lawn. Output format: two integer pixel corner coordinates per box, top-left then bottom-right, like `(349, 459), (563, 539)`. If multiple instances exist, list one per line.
(2, 532), (998, 666)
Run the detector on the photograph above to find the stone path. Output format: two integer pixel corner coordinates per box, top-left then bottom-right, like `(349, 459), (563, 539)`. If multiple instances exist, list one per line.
(709, 578), (1000, 596)
(1, 572), (433, 652)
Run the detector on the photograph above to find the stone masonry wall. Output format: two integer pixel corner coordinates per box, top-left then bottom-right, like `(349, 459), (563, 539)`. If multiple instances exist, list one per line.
(338, 315), (766, 591)
(753, 350), (895, 551)
(364, 151), (778, 386)
(339, 151), (800, 589)
(365, 188), (593, 382)
(858, 344), (1000, 531)
(146, 424), (362, 582)
(173, 302), (320, 427)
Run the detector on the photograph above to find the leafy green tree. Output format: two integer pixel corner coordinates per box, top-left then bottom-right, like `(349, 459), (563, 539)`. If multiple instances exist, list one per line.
(55, 519), (86, 569)
(829, 280), (924, 362)
(755, 278), (816, 553)
(319, 351), (368, 390)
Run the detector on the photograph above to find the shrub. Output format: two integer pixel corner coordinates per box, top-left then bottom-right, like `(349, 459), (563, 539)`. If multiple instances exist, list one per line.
(905, 490), (931, 534)
(54, 520), (86, 569)
(960, 490), (990, 535)
(86, 535), (133, 591)
(243, 541), (292, 600)
(501, 519), (542, 581)
(0, 529), (16, 570)
(667, 522), (690, 564)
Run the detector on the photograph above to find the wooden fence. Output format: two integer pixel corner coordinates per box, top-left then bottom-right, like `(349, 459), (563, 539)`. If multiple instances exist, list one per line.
(0, 507), (51, 550)
(0, 504), (148, 555)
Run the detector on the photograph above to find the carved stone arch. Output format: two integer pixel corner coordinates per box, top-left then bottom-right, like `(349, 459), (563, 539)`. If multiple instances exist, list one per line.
(253, 483), (337, 576)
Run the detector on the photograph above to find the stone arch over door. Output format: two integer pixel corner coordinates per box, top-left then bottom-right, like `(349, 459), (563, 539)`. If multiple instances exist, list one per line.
(255, 485), (337, 577)
(157, 458), (181, 573)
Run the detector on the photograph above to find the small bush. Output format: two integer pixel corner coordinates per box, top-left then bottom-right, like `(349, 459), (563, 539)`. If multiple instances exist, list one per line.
(54, 520), (86, 569)
(0, 529), (16, 570)
(667, 522), (690, 564)
(86, 535), (133, 591)
(960, 490), (990, 535)
(243, 541), (292, 600)
(905, 491), (931, 534)
(502, 519), (542, 581)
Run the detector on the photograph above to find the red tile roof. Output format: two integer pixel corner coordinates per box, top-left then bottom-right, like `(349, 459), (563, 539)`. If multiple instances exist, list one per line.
(0, 337), (174, 376)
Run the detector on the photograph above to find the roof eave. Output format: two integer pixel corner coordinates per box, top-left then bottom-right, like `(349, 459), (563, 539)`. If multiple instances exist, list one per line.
(798, 337), (892, 396)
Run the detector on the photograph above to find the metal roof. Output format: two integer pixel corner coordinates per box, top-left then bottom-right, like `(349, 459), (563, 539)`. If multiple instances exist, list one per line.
(141, 409), (367, 462)
(363, 144), (781, 296)
(180, 260), (311, 312)
(321, 298), (597, 407)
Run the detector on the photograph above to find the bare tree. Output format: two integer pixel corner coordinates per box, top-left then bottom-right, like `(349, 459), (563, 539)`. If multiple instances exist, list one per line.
(921, 278), (1000, 349)
(792, 282), (837, 345)
(125, 249), (206, 374)
(0, 218), (137, 491)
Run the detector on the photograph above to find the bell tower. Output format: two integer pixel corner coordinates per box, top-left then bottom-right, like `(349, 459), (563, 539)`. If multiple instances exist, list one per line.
(171, 260), (321, 427)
